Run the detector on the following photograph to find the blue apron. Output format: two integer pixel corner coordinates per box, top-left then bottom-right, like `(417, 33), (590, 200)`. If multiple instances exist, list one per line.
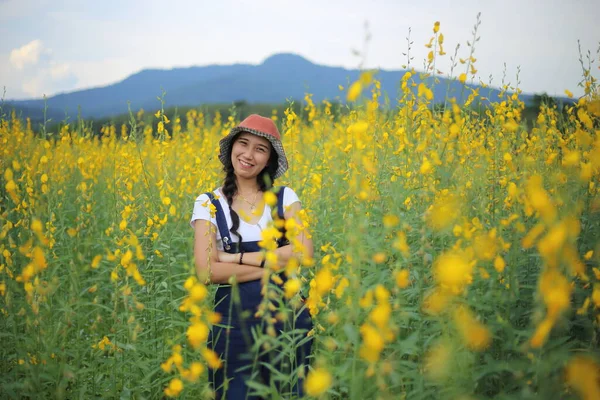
(204, 187), (313, 399)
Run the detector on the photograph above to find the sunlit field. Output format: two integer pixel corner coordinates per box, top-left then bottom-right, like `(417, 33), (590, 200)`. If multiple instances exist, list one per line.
(1, 21), (600, 399)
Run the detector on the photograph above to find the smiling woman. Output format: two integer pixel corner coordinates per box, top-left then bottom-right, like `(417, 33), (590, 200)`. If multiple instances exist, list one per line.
(190, 114), (314, 399)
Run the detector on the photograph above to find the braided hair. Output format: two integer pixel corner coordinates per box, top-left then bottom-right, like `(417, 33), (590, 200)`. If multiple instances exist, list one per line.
(221, 133), (280, 247)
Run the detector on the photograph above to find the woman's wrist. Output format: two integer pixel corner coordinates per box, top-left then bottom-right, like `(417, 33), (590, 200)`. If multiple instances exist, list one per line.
(260, 253), (266, 268)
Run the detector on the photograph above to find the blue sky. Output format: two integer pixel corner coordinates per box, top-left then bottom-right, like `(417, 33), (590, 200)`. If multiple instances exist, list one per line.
(1, 0), (599, 100)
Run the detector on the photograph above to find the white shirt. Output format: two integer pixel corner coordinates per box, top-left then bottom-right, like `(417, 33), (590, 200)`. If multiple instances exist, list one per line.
(190, 187), (300, 250)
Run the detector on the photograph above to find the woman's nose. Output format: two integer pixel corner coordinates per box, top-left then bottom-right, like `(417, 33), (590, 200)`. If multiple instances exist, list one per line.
(241, 149), (254, 160)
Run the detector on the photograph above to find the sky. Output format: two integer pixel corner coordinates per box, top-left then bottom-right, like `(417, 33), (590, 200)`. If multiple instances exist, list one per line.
(1, 0), (599, 100)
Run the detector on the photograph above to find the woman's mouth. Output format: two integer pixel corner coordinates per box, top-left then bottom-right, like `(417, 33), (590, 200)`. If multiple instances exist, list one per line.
(239, 159), (254, 169)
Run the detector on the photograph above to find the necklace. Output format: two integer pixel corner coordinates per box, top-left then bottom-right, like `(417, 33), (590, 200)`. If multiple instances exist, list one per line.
(237, 190), (260, 212)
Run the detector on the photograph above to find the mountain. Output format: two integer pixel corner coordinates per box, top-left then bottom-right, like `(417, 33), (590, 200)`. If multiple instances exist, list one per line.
(4, 53), (572, 120)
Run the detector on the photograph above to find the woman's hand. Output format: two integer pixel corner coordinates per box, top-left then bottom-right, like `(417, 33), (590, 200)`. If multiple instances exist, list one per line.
(275, 245), (294, 265)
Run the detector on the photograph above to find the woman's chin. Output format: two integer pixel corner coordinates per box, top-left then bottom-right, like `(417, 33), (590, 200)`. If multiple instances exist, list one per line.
(234, 169), (258, 180)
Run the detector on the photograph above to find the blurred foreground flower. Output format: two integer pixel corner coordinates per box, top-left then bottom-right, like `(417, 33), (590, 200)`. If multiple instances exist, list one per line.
(305, 367), (332, 397)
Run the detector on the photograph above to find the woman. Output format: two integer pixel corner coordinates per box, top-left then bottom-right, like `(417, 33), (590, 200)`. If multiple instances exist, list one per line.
(190, 114), (314, 399)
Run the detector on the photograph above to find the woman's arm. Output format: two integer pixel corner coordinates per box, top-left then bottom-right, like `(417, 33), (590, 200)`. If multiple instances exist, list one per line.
(217, 250), (265, 267)
(209, 199), (313, 272)
(218, 245), (295, 268)
(193, 219), (265, 284)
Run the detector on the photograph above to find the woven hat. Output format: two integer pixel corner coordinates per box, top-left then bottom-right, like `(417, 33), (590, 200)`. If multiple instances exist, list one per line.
(219, 114), (288, 179)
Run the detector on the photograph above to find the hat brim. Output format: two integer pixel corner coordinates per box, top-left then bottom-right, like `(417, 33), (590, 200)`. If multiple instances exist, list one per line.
(218, 127), (288, 179)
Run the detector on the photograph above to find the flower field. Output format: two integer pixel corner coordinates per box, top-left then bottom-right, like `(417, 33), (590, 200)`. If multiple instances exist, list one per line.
(1, 23), (600, 399)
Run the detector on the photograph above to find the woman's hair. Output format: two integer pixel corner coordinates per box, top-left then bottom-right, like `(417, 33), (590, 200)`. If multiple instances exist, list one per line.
(221, 133), (280, 246)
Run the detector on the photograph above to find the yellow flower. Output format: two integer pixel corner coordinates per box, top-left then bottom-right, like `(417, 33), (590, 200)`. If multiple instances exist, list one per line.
(592, 285), (600, 308)
(304, 367), (332, 396)
(359, 324), (385, 363)
(494, 256), (506, 273)
(189, 283), (207, 302)
(539, 269), (572, 319)
(395, 269), (410, 288)
(359, 290), (373, 308)
(424, 340), (452, 382)
(120, 250), (133, 267)
(420, 158), (433, 175)
(359, 71), (373, 85)
(393, 231), (410, 256)
(449, 123), (460, 136)
(427, 195), (460, 231)
(164, 378), (184, 397)
(530, 316), (554, 348)
(32, 247), (47, 271)
(264, 191), (278, 207)
(473, 230), (498, 261)
(187, 322), (209, 349)
(372, 252), (387, 264)
(95, 336), (116, 352)
(526, 175), (556, 224)
(347, 81), (363, 102)
(369, 303), (391, 329)
(433, 251), (473, 294)
(433, 21), (440, 33)
(423, 288), (451, 315)
(182, 362), (204, 382)
(202, 348), (222, 369)
(417, 82), (433, 100)
(347, 120), (369, 135)
(334, 277), (349, 299)
(284, 278), (301, 299)
(458, 73), (467, 84)
(565, 356), (600, 400)
(522, 223), (545, 249)
(4, 168), (13, 181)
(91, 255), (102, 269)
(31, 219), (43, 235)
(383, 214), (399, 228)
(453, 305), (491, 351)
(314, 267), (334, 296)
(562, 150), (580, 167)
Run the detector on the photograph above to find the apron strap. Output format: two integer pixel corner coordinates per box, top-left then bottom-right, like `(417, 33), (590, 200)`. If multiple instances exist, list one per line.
(204, 192), (234, 252)
(276, 186), (286, 219)
(275, 186), (290, 247)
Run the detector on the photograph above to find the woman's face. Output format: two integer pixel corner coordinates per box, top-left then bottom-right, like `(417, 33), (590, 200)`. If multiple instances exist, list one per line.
(230, 133), (272, 179)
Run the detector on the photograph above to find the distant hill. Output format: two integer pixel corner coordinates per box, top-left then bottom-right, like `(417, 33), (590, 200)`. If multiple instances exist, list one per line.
(3, 53), (573, 121)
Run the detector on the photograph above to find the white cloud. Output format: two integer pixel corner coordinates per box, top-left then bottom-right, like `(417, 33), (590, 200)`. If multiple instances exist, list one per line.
(9, 39), (46, 69)
(50, 62), (72, 80)
(21, 76), (42, 97)
(2, 39), (78, 98)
